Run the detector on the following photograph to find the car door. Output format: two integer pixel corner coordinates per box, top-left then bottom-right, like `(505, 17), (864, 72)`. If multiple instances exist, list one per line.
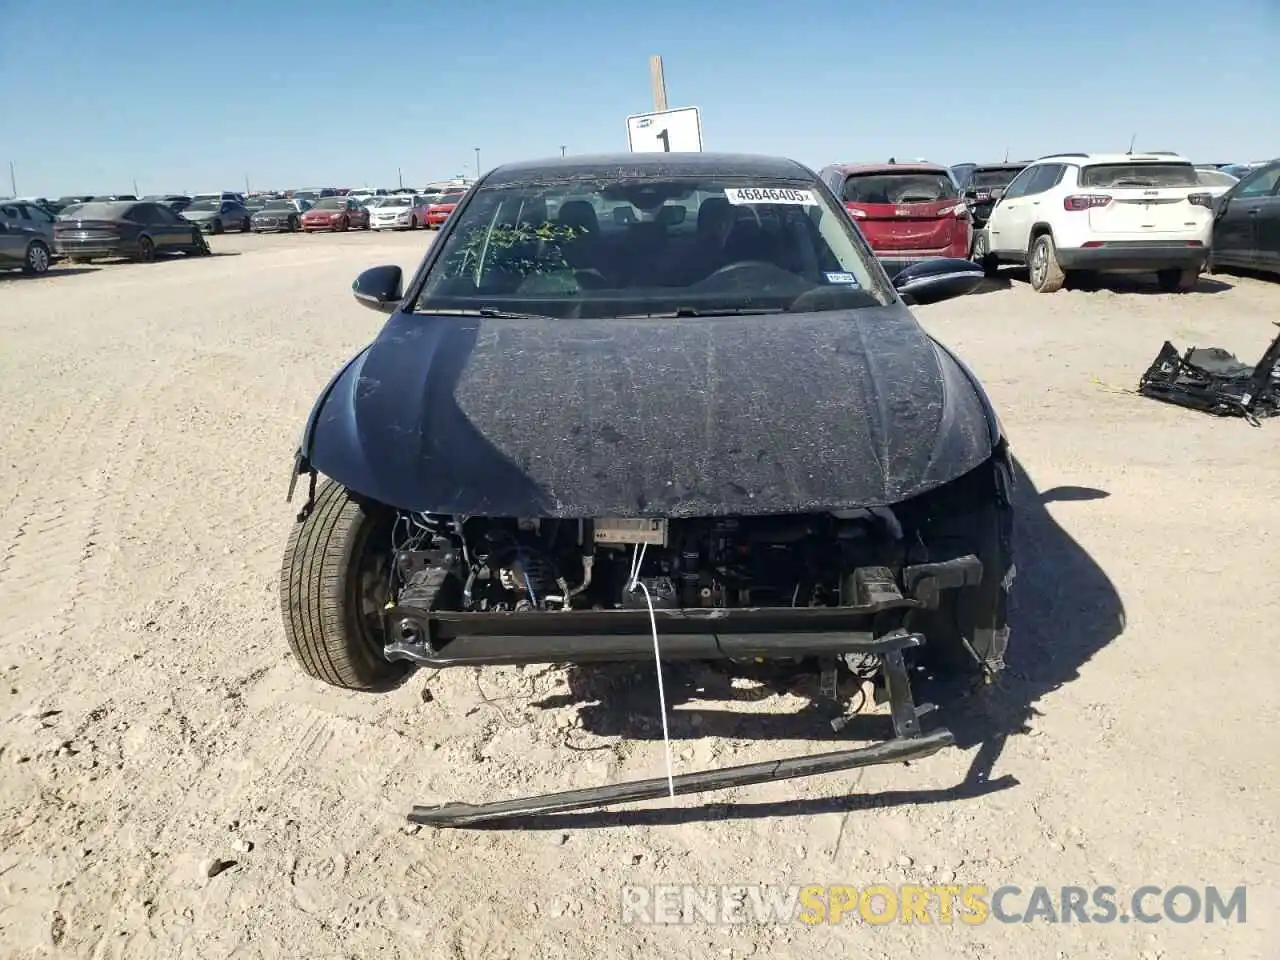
(1214, 164), (1280, 268)
(1255, 173), (1280, 271)
(986, 165), (1040, 255)
(22, 203), (57, 245)
(146, 203), (188, 248)
(0, 203), (27, 264)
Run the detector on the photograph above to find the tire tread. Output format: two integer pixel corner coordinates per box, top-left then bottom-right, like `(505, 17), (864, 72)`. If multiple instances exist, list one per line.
(279, 479), (406, 691)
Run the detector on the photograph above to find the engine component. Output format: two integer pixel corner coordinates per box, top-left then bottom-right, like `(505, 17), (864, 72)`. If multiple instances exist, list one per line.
(392, 511), (910, 616)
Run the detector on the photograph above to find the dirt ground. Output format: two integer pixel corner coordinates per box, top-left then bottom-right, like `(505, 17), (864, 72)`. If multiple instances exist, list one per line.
(1, 232), (1277, 959)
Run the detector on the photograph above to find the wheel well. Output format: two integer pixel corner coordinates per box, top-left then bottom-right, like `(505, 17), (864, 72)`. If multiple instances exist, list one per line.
(1030, 222), (1053, 241)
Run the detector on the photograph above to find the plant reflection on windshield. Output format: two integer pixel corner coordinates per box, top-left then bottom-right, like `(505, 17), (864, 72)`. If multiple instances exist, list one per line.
(412, 177), (892, 320)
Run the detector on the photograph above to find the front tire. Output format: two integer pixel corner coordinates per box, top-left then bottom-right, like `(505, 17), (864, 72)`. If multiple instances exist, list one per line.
(135, 235), (155, 262)
(212, 219), (224, 235)
(280, 479), (409, 692)
(241, 217), (251, 232)
(1028, 232), (1065, 293)
(971, 231), (998, 277)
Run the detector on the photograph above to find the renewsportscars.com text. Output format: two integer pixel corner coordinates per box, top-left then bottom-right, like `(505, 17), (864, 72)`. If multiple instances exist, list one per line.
(620, 884), (1248, 926)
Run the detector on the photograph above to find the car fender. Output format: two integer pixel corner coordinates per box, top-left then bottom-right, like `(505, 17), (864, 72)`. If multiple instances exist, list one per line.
(288, 342), (375, 500)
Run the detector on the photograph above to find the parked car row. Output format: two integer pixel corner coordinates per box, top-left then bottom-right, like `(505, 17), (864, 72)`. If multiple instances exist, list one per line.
(5, 159), (1277, 283)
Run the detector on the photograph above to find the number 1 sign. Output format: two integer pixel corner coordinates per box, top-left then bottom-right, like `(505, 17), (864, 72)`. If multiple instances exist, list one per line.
(626, 107), (702, 153)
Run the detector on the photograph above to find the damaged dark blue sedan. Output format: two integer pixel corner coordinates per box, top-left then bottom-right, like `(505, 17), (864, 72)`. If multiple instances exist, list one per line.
(280, 152), (1012, 825)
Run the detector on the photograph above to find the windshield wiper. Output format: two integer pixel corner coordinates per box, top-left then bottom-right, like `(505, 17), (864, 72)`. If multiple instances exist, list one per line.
(615, 307), (778, 318)
(421, 307), (557, 319)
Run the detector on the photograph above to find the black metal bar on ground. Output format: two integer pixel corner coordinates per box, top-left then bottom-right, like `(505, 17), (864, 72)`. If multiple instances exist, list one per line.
(407, 727), (955, 827)
(384, 628), (923, 667)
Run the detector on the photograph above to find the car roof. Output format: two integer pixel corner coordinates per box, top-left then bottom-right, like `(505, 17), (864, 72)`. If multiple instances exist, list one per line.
(823, 162), (948, 176)
(1037, 152), (1192, 164)
(485, 152), (814, 187)
(971, 162), (1029, 169)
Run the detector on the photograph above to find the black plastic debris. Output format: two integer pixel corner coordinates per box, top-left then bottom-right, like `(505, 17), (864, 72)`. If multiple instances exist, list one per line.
(1138, 323), (1280, 425)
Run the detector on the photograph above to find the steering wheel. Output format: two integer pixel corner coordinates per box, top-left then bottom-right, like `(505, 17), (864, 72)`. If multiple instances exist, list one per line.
(704, 260), (778, 281)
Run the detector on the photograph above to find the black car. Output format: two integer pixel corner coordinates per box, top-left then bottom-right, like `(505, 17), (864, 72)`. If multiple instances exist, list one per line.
(53, 200), (211, 262)
(251, 198), (310, 233)
(955, 162), (1029, 230)
(279, 151), (1006, 825)
(1208, 158), (1280, 278)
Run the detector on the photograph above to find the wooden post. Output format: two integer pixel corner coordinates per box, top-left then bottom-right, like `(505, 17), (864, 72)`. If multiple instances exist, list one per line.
(649, 56), (668, 112)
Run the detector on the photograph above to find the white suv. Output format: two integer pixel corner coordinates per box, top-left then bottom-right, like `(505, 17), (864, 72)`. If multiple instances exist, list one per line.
(972, 152), (1214, 293)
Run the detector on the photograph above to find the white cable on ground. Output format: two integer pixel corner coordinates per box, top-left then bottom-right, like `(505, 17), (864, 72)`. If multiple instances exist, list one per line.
(627, 542), (676, 800)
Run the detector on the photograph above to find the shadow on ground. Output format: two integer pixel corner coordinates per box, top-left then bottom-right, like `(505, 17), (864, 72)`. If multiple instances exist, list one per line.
(0, 266), (100, 281)
(998, 266), (1231, 295)
(469, 458), (1125, 829)
(968, 275), (1013, 296)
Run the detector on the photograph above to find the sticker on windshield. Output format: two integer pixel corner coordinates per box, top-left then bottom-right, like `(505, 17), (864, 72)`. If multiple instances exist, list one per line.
(724, 187), (816, 205)
(824, 272), (860, 285)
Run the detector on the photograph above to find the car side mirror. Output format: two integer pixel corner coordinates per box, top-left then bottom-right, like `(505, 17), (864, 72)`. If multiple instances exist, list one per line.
(988, 187), (1005, 201)
(892, 258), (985, 306)
(352, 265), (403, 313)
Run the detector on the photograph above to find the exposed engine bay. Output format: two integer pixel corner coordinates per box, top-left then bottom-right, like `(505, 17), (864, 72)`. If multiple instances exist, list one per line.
(391, 508), (928, 614)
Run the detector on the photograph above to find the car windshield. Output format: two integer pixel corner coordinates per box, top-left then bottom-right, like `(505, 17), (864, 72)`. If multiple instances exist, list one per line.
(186, 201), (218, 212)
(376, 196), (410, 206)
(842, 172), (959, 204)
(1195, 169), (1237, 187)
(263, 200), (294, 211)
(1079, 163), (1199, 188)
(312, 198), (345, 210)
(60, 201), (129, 219)
(412, 175), (890, 320)
(969, 168), (1023, 189)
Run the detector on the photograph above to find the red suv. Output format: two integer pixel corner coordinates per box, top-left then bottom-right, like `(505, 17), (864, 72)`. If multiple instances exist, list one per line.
(817, 162), (972, 276)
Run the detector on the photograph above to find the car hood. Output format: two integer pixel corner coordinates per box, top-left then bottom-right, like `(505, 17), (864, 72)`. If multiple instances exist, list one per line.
(372, 205), (410, 214)
(305, 208), (340, 216)
(184, 209), (218, 219)
(305, 307), (995, 518)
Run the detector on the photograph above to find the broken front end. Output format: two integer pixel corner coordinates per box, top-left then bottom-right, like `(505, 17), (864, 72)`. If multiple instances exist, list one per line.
(373, 456), (1015, 825)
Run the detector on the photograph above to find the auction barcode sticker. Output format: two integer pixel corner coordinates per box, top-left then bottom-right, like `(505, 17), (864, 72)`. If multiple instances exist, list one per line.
(724, 187), (815, 205)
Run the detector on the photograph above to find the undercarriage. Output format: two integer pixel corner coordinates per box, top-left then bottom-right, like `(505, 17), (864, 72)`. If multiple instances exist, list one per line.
(333, 459), (1013, 826)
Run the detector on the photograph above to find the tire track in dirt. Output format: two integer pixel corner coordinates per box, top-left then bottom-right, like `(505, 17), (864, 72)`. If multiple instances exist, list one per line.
(0, 386), (129, 646)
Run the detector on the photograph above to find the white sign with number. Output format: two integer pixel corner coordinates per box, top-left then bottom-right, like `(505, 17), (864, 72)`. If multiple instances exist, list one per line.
(626, 106), (702, 153)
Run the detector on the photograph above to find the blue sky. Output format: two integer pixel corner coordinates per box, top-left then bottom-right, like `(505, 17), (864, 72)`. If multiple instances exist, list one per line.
(1, 0), (1276, 197)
